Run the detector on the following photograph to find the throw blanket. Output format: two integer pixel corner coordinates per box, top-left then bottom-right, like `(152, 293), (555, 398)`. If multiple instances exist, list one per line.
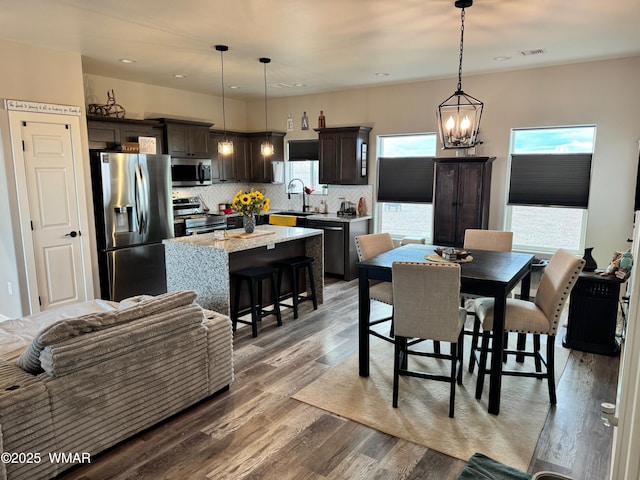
(0, 300), (117, 362)
(458, 453), (532, 480)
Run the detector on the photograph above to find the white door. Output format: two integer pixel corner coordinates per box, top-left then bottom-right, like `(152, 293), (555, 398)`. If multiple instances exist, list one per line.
(21, 121), (87, 310)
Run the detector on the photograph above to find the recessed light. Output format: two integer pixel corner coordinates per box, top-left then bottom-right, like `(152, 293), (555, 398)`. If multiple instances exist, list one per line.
(229, 85), (241, 89)
(493, 56), (512, 62)
(294, 83), (307, 88)
(118, 58), (137, 64)
(374, 72), (390, 77)
(173, 74), (187, 78)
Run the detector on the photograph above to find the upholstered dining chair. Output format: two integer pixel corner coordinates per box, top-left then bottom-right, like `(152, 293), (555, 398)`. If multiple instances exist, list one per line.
(391, 261), (466, 418)
(463, 229), (514, 253)
(354, 233), (395, 342)
(471, 248), (585, 404)
(462, 229), (514, 369)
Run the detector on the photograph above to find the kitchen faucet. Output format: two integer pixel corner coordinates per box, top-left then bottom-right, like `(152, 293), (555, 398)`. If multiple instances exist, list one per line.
(287, 178), (308, 212)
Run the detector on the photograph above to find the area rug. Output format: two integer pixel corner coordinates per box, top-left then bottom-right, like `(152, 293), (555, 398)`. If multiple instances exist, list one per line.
(293, 338), (569, 472)
(458, 453), (531, 480)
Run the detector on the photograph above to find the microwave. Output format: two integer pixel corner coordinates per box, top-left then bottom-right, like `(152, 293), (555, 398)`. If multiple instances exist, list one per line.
(171, 158), (212, 187)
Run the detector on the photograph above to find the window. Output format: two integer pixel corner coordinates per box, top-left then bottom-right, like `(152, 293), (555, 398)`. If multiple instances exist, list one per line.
(377, 134), (437, 240)
(505, 126), (596, 254)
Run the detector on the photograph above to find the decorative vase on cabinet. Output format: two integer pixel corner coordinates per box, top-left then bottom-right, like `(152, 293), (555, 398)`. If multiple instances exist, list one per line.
(243, 215), (255, 234)
(582, 247), (597, 272)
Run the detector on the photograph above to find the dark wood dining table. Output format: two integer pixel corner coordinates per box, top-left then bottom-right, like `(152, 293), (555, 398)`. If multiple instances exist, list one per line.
(357, 243), (535, 415)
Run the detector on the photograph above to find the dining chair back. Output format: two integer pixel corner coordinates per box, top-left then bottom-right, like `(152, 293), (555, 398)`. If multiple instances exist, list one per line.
(354, 233), (395, 342)
(472, 248), (585, 404)
(463, 229), (513, 252)
(391, 261), (466, 417)
(463, 229), (514, 369)
(354, 232), (394, 262)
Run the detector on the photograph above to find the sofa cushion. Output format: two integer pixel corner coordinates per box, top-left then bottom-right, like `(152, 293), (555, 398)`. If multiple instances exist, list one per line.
(16, 290), (198, 374)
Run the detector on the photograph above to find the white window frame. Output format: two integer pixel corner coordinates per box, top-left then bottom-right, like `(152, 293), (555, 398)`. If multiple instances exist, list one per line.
(504, 125), (595, 255)
(376, 133), (437, 243)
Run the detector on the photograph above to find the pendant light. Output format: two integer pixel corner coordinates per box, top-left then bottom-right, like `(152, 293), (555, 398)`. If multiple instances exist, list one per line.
(436, 0), (483, 151)
(259, 57), (274, 157)
(215, 45), (233, 155)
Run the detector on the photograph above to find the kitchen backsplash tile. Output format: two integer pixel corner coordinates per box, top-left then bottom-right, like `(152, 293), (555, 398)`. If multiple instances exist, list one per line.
(173, 183), (373, 216)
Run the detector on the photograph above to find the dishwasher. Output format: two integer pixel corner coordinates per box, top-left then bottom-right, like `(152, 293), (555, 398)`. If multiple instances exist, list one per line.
(306, 220), (345, 276)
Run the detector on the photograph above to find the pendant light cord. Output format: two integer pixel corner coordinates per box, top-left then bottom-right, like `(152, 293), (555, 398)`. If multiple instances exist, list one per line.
(220, 49), (227, 140)
(263, 60), (269, 136)
(457, 7), (465, 92)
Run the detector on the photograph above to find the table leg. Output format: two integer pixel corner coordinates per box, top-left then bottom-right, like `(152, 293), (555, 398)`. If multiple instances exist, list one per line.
(358, 268), (371, 377)
(488, 289), (507, 415)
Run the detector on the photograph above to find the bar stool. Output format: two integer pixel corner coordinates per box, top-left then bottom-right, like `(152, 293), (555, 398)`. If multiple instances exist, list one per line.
(275, 256), (318, 319)
(231, 265), (282, 337)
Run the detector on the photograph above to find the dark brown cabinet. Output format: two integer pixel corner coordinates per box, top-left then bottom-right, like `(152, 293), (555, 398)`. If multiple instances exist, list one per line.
(87, 116), (164, 152)
(433, 157), (494, 247)
(155, 118), (212, 158)
(245, 132), (286, 183)
(316, 126), (371, 185)
(208, 130), (247, 183)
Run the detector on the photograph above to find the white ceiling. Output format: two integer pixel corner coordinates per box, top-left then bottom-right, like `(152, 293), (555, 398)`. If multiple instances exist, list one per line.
(2, 0), (640, 100)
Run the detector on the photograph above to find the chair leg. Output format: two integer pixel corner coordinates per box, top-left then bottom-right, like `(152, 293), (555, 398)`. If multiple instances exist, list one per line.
(469, 316), (481, 373)
(458, 336), (464, 383)
(307, 263), (318, 310)
(533, 334), (542, 373)
(475, 332), (491, 400)
(249, 279), (259, 338)
(231, 277), (241, 333)
(449, 342), (457, 418)
(547, 335), (557, 404)
(392, 337), (406, 408)
(291, 266), (300, 319)
(271, 270), (283, 327)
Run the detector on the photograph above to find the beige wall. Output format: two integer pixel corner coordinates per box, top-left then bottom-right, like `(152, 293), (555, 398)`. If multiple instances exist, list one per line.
(2, 33), (639, 316)
(0, 39), (89, 318)
(251, 56), (640, 267)
(84, 74), (248, 130)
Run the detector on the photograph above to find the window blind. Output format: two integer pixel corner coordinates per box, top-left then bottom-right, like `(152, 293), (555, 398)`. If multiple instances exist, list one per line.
(377, 157), (435, 203)
(508, 153), (592, 208)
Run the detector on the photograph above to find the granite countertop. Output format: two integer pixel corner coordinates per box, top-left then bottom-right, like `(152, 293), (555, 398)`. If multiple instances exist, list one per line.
(269, 211), (372, 223)
(163, 225), (322, 253)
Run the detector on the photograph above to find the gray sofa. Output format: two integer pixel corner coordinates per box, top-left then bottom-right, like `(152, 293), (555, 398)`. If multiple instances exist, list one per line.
(0, 290), (233, 480)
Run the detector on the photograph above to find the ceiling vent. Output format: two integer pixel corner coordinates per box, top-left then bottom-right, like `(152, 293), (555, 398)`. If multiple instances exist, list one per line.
(520, 48), (546, 56)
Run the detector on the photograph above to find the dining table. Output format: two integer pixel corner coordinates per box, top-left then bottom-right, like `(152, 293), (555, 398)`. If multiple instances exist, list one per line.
(357, 243), (535, 415)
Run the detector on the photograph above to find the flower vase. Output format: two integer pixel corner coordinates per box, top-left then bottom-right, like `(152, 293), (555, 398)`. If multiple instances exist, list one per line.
(243, 215), (255, 234)
(583, 247), (597, 272)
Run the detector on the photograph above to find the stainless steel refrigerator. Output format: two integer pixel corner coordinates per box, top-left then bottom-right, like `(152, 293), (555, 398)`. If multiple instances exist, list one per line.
(90, 151), (173, 301)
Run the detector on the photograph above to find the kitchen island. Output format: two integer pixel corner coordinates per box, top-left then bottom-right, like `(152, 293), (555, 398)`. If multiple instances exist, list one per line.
(163, 225), (323, 316)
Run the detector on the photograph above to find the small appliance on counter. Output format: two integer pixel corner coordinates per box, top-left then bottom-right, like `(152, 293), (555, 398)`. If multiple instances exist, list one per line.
(337, 200), (357, 216)
(173, 197), (226, 236)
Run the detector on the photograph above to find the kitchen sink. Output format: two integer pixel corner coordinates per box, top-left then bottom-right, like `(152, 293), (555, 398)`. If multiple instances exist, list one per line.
(272, 211), (315, 217)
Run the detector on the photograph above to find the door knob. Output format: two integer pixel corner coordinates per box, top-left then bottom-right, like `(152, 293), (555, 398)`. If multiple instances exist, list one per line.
(65, 231), (79, 238)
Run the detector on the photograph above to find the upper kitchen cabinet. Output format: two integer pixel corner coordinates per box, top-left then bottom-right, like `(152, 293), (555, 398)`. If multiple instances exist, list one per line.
(155, 118), (212, 158)
(208, 129), (247, 183)
(432, 157), (495, 247)
(87, 116), (164, 152)
(316, 126), (371, 185)
(245, 131), (286, 183)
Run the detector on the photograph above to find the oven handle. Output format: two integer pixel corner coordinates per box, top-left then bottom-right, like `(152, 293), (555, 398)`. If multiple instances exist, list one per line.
(186, 224), (227, 235)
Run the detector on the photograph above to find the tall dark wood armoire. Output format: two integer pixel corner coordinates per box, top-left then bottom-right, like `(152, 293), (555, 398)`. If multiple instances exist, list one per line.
(433, 157), (495, 247)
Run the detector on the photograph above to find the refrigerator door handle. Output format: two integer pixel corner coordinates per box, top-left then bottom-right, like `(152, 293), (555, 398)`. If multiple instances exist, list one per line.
(134, 162), (150, 234)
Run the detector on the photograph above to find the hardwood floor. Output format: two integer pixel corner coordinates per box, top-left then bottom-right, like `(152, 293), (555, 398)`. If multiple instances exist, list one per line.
(59, 277), (619, 480)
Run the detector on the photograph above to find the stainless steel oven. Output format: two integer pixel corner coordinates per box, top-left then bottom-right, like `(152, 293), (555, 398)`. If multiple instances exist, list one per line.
(173, 196), (226, 236)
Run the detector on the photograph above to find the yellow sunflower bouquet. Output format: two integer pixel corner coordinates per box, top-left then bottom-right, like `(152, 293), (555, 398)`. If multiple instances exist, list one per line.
(231, 188), (270, 217)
